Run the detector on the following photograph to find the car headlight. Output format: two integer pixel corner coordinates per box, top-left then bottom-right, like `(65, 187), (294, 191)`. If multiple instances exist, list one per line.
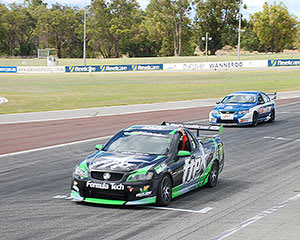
(127, 172), (154, 182)
(211, 110), (220, 115)
(74, 163), (89, 179)
(237, 110), (249, 115)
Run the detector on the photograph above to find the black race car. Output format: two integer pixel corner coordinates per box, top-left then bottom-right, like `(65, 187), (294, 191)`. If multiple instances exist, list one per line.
(71, 122), (224, 206)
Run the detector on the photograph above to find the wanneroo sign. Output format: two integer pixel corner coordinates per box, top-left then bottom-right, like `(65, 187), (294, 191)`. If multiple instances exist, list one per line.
(268, 59), (300, 67)
(164, 60), (268, 71)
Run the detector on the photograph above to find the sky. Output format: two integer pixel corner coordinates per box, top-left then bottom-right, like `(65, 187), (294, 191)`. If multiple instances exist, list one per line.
(1, 0), (300, 20)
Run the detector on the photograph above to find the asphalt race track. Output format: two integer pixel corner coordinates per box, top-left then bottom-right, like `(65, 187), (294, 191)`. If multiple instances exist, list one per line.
(1, 102), (300, 240)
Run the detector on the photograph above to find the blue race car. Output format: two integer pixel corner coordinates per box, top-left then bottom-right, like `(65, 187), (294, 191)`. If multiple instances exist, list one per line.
(209, 91), (276, 126)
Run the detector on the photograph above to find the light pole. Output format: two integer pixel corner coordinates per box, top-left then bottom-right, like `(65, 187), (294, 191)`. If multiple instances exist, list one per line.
(237, 12), (241, 61)
(202, 32), (212, 62)
(83, 0), (87, 66)
(237, 4), (245, 61)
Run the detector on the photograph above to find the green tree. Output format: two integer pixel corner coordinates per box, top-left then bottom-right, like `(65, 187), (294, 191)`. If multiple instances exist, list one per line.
(241, 21), (264, 52)
(1, 3), (36, 56)
(36, 4), (82, 58)
(144, 0), (192, 56)
(90, 0), (142, 58)
(194, 0), (242, 55)
(294, 31), (300, 51)
(0, 4), (9, 55)
(251, 2), (299, 52)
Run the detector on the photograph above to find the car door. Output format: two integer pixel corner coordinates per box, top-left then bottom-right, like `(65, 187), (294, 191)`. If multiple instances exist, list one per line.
(257, 93), (272, 119)
(261, 93), (273, 117)
(168, 129), (197, 187)
(257, 93), (266, 119)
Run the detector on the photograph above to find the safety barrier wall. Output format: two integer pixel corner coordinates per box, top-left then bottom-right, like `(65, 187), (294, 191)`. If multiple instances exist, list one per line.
(1, 59), (299, 73)
(268, 59), (300, 67)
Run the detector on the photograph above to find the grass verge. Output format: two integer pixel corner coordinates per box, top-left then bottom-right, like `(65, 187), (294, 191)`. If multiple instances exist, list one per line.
(0, 69), (300, 114)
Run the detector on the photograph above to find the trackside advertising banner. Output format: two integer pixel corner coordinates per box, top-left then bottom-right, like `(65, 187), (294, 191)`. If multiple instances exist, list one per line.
(268, 59), (300, 67)
(164, 60), (268, 71)
(18, 66), (65, 73)
(66, 64), (163, 72)
(0, 66), (17, 73)
(65, 66), (101, 72)
(132, 64), (163, 71)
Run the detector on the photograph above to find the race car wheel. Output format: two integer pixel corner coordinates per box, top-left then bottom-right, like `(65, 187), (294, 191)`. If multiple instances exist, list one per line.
(156, 175), (172, 206)
(207, 161), (219, 188)
(252, 112), (258, 127)
(268, 109), (275, 122)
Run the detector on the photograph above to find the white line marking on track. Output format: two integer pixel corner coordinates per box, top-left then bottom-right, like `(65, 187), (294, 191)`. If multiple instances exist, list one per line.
(0, 135), (112, 158)
(264, 136), (300, 141)
(53, 195), (69, 199)
(146, 206), (213, 214)
(53, 194), (213, 213)
(277, 111), (300, 114)
(211, 193), (300, 240)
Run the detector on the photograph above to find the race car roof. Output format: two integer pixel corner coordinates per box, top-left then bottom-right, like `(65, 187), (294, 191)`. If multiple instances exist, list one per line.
(124, 125), (178, 134)
(228, 91), (261, 95)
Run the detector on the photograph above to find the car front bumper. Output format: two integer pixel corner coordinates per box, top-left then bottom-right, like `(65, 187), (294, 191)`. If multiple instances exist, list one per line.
(70, 177), (159, 205)
(209, 112), (253, 125)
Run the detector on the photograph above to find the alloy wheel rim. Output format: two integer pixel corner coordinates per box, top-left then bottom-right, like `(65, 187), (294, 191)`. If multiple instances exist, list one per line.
(162, 179), (171, 202)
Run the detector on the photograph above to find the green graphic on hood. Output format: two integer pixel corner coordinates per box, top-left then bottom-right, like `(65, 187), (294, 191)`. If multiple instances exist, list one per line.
(77, 162), (89, 178)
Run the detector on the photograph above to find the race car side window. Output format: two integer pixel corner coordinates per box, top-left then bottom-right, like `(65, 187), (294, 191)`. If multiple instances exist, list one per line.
(258, 94), (265, 104)
(198, 142), (205, 156)
(186, 130), (199, 152)
(262, 93), (270, 103)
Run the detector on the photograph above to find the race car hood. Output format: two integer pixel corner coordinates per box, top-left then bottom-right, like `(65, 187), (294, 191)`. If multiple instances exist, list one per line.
(88, 151), (166, 172)
(213, 103), (256, 112)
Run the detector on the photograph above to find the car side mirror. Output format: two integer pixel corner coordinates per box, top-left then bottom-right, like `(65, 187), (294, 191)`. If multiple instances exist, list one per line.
(95, 144), (103, 150)
(216, 101), (220, 104)
(177, 150), (191, 157)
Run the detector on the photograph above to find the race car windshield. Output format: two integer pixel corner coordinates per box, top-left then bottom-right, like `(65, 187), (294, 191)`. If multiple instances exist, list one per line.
(104, 132), (172, 155)
(222, 94), (256, 104)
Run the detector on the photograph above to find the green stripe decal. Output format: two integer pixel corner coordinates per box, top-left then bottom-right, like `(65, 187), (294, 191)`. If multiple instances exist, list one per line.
(126, 197), (157, 205)
(169, 129), (177, 135)
(85, 198), (126, 205)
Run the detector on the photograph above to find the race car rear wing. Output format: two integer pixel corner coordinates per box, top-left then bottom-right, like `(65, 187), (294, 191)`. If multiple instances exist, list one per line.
(266, 92), (277, 100)
(161, 121), (223, 137)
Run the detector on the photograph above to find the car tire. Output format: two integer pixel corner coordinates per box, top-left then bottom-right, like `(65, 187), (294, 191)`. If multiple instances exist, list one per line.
(252, 112), (258, 127)
(268, 109), (275, 122)
(207, 161), (219, 188)
(156, 175), (172, 206)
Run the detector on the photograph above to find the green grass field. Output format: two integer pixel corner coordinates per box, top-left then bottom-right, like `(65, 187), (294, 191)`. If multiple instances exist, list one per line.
(1, 68), (300, 114)
(0, 52), (300, 66)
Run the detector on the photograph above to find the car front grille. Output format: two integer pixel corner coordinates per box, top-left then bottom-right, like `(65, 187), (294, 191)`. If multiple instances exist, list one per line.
(220, 111), (236, 114)
(217, 119), (237, 124)
(91, 171), (124, 181)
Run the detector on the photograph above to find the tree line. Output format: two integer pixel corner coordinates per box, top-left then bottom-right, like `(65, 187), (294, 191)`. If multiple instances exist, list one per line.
(0, 0), (299, 58)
